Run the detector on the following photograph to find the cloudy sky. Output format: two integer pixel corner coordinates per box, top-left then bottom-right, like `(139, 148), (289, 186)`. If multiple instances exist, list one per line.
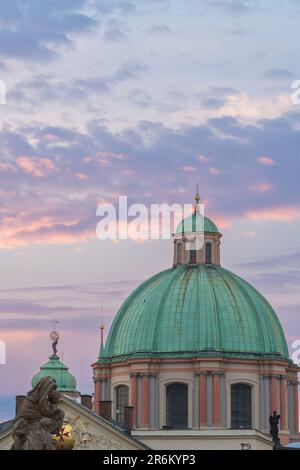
(0, 0), (300, 421)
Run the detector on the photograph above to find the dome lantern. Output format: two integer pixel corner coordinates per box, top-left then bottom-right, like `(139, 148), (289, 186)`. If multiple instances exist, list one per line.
(173, 190), (222, 267)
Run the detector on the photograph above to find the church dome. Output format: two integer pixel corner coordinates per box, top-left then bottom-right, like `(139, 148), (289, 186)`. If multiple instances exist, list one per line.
(102, 265), (288, 362)
(175, 212), (218, 234)
(31, 354), (78, 394)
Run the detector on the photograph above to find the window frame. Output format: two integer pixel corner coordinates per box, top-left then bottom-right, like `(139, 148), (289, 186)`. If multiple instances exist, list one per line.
(205, 242), (212, 264)
(166, 382), (188, 429)
(189, 249), (197, 264)
(177, 243), (182, 264)
(230, 383), (252, 430)
(115, 384), (129, 424)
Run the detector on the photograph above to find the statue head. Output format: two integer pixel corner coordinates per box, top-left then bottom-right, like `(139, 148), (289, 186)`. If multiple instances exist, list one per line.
(28, 376), (57, 400)
(48, 389), (60, 405)
(11, 376), (65, 450)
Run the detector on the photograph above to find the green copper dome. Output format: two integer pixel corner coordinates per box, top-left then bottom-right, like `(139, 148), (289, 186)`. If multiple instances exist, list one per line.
(176, 212), (218, 234)
(32, 354), (78, 394)
(101, 265), (288, 362)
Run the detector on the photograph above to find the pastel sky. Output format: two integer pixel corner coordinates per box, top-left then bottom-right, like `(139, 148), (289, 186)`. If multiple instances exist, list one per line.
(0, 0), (300, 422)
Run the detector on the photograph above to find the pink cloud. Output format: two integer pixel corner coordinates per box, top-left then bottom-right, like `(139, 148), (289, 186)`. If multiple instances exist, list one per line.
(16, 156), (57, 177)
(0, 204), (96, 249)
(257, 156), (277, 166)
(44, 134), (62, 142)
(210, 214), (233, 229)
(0, 162), (16, 172)
(83, 151), (126, 166)
(197, 154), (211, 162)
(2, 329), (41, 344)
(244, 230), (257, 237)
(249, 182), (273, 192)
(75, 172), (89, 180)
(74, 247), (85, 253)
(245, 206), (300, 222)
(180, 165), (197, 172)
(0, 229), (95, 250)
(122, 170), (135, 176)
(209, 167), (221, 175)
(96, 151), (124, 160)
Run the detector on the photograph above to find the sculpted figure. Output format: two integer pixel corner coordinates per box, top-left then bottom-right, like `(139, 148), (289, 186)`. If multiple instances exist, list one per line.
(11, 376), (65, 450)
(24, 418), (54, 450)
(50, 331), (59, 356)
(269, 411), (281, 449)
(11, 417), (28, 450)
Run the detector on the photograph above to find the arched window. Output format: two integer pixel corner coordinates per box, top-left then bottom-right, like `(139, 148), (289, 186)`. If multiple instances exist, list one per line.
(205, 243), (212, 264)
(189, 249), (197, 263)
(231, 384), (252, 429)
(115, 385), (129, 424)
(177, 243), (182, 264)
(166, 383), (188, 429)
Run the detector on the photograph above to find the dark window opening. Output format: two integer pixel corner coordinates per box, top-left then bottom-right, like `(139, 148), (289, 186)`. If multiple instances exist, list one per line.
(166, 383), (188, 429)
(189, 249), (197, 263)
(205, 243), (212, 264)
(231, 384), (252, 429)
(177, 243), (182, 264)
(116, 385), (129, 424)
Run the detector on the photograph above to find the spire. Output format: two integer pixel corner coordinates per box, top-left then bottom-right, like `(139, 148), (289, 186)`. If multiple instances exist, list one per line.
(194, 183), (200, 204)
(193, 183), (200, 214)
(99, 301), (105, 359)
(99, 324), (105, 358)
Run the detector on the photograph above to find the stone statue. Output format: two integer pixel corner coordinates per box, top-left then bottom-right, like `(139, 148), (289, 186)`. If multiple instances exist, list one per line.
(52, 337), (58, 356)
(11, 376), (65, 450)
(50, 330), (60, 356)
(269, 411), (281, 449)
(24, 418), (54, 450)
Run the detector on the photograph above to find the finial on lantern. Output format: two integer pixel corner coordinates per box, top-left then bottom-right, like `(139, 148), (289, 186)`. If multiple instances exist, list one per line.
(193, 183), (200, 214)
(194, 183), (200, 205)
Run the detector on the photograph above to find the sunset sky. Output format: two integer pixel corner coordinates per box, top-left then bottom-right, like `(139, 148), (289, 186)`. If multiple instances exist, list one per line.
(1, 0), (300, 421)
